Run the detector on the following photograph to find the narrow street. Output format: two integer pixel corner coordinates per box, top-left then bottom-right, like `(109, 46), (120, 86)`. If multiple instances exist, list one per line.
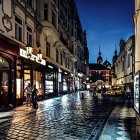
(0, 91), (136, 140)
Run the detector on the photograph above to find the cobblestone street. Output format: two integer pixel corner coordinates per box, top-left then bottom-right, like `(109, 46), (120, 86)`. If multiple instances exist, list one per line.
(0, 91), (136, 140)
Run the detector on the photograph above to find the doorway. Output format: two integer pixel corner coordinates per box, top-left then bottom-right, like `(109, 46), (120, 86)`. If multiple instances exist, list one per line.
(0, 56), (10, 107)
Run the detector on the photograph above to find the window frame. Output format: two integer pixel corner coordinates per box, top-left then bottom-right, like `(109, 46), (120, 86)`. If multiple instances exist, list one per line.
(15, 15), (23, 42)
(44, 3), (48, 20)
(26, 25), (33, 46)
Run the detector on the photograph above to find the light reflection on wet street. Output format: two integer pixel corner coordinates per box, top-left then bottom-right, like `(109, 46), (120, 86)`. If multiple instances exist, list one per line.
(0, 91), (135, 140)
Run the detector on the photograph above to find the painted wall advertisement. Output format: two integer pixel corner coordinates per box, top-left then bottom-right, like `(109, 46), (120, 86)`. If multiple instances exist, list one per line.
(134, 70), (140, 114)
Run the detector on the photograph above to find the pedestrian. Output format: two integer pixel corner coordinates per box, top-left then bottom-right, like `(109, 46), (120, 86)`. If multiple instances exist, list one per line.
(32, 84), (38, 109)
(103, 86), (106, 96)
(93, 87), (96, 97)
(24, 83), (32, 106)
(126, 86), (131, 99)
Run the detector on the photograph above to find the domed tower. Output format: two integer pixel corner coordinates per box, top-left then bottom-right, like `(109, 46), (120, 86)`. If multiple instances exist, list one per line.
(103, 58), (111, 68)
(97, 46), (103, 64)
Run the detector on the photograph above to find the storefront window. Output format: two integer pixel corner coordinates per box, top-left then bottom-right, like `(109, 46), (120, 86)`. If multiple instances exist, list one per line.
(45, 71), (54, 94)
(63, 78), (67, 91)
(24, 70), (31, 89)
(34, 71), (43, 96)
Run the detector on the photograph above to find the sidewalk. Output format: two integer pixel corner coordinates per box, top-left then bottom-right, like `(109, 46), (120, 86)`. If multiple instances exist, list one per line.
(99, 100), (136, 140)
(0, 99), (49, 124)
(0, 95), (64, 125)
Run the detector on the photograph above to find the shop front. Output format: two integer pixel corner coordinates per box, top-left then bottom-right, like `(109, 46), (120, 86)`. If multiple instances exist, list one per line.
(45, 65), (58, 97)
(58, 68), (63, 95)
(0, 55), (15, 107)
(75, 77), (80, 91)
(0, 36), (18, 107)
(23, 62), (45, 101)
(61, 71), (73, 94)
(19, 48), (46, 104)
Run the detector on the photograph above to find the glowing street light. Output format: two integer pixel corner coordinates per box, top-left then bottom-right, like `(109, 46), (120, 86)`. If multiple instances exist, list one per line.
(37, 49), (42, 62)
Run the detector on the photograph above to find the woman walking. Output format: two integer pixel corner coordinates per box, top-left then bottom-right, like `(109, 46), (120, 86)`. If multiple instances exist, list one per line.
(24, 83), (32, 106)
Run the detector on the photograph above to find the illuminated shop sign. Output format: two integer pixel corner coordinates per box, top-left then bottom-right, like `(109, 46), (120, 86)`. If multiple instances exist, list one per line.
(20, 48), (46, 66)
(48, 65), (53, 69)
(134, 70), (140, 114)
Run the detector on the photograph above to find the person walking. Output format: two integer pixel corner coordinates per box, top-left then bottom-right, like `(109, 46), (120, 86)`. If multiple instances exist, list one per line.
(126, 86), (131, 99)
(32, 84), (38, 109)
(24, 83), (32, 106)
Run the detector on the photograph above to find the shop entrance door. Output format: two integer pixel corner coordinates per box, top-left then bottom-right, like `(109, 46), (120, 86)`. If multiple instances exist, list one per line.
(0, 70), (9, 107)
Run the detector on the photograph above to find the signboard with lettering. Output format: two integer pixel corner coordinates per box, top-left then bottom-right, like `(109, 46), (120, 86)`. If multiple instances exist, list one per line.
(19, 48), (46, 66)
(134, 70), (140, 114)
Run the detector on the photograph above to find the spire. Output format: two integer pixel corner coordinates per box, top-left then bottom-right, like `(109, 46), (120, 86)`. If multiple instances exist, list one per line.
(114, 44), (117, 55)
(112, 44), (118, 66)
(97, 46), (103, 64)
(99, 46), (101, 56)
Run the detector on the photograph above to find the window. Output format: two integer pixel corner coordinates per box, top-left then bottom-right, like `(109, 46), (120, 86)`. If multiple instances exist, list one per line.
(27, 0), (33, 7)
(67, 58), (70, 69)
(65, 57), (67, 68)
(60, 52), (63, 65)
(122, 59), (125, 71)
(56, 49), (59, 63)
(27, 26), (32, 46)
(46, 42), (50, 57)
(15, 16), (23, 41)
(44, 4), (48, 20)
(71, 62), (73, 71)
(52, 11), (56, 28)
(106, 77), (109, 82)
(127, 54), (130, 68)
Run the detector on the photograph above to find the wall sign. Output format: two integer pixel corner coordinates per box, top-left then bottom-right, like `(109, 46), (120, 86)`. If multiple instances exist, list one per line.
(20, 48), (46, 66)
(134, 70), (140, 114)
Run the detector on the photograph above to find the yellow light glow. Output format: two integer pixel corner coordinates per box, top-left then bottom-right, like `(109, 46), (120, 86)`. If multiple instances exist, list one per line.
(16, 79), (21, 98)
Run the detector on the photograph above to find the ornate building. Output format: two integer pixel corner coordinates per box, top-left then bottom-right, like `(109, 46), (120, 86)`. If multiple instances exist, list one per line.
(0, 0), (89, 108)
(133, 0), (140, 136)
(97, 46), (103, 64)
(89, 47), (112, 89)
(112, 46), (118, 86)
(114, 35), (135, 88)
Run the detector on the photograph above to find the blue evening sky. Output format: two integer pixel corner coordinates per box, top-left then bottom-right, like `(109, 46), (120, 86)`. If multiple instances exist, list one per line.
(75, 0), (134, 64)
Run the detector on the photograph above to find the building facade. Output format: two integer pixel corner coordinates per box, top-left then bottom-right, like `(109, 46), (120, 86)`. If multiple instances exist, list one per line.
(88, 49), (112, 89)
(112, 47), (118, 86)
(134, 0), (140, 136)
(114, 36), (135, 89)
(0, 0), (88, 108)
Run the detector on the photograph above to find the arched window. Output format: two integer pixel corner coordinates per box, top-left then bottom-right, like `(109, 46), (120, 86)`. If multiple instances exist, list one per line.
(0, 56), (9, 69)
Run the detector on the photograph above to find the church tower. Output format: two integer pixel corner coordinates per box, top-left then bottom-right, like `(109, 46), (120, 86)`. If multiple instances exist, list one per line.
(112, 45), (118, 66)
(97, 46), (103, 64)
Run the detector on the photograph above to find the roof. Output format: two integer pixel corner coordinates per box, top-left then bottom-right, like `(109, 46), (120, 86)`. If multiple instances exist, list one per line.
(89, 63), (111, 70)
(103, 60), (111, 66)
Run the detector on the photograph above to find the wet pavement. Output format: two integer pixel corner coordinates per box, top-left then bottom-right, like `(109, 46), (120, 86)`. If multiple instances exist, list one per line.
(99, 100), (136, 140)
(0, 91), (136, 140)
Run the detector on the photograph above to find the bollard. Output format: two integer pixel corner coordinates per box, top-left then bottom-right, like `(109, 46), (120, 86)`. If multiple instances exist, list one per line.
(81, 92), (84, 99)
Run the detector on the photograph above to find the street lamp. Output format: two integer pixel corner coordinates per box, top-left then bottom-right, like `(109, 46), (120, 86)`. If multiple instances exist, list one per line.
(26, 43), (33, 58)
(37, 49), (42, 62)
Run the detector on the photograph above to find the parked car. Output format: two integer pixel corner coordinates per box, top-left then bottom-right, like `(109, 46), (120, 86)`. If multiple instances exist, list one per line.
(106, 86), (125, 96)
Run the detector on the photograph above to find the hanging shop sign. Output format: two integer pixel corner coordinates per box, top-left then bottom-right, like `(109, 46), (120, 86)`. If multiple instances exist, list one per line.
(20, 48), (46, 66)
(134, 70), (140, 114)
